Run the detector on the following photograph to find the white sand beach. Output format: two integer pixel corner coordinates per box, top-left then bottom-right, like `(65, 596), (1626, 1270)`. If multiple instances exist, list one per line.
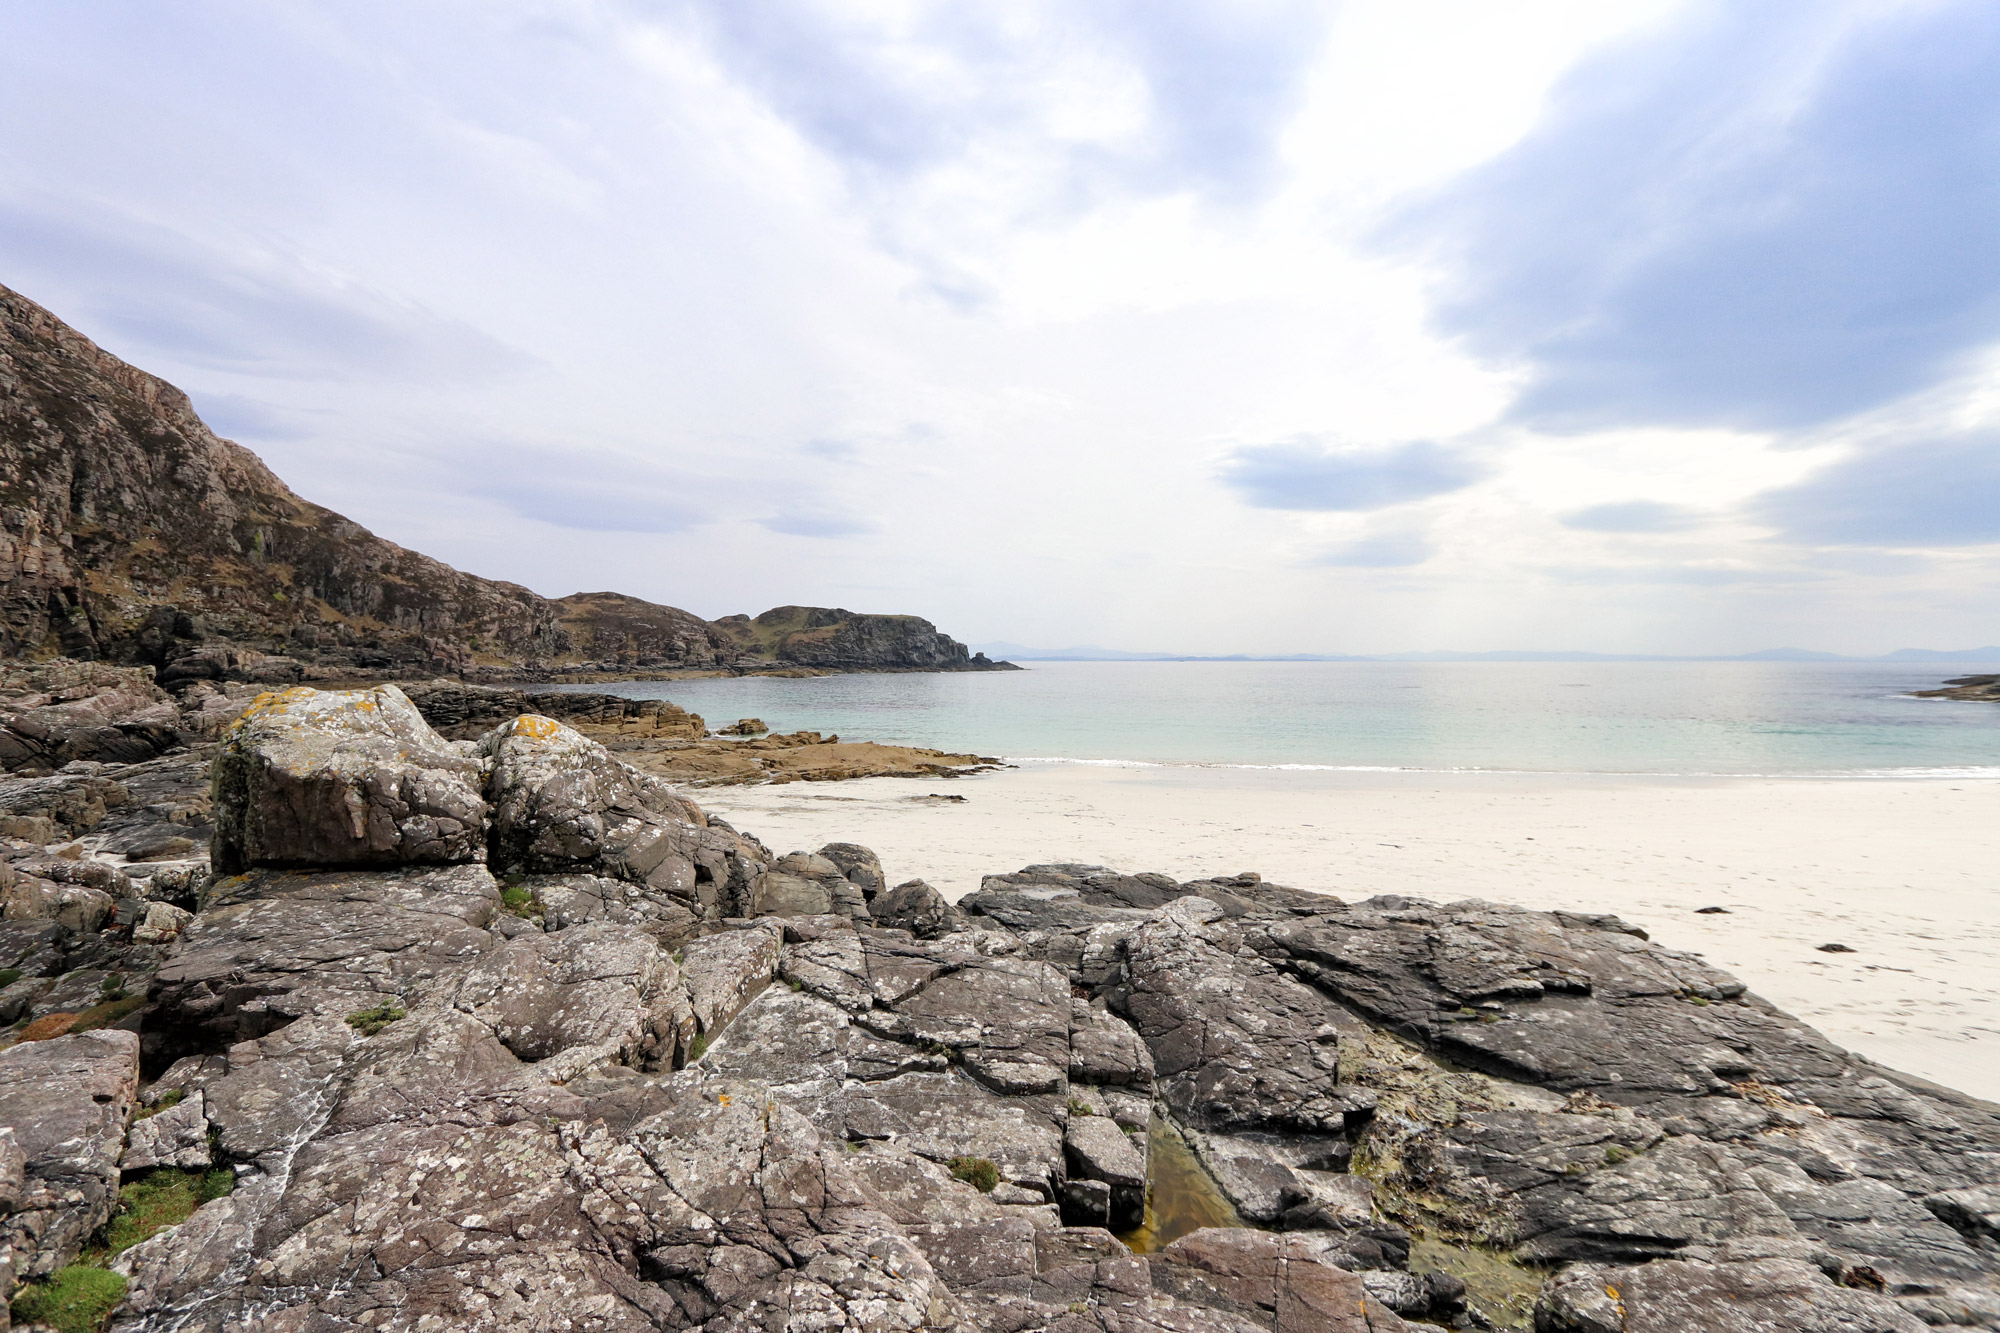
(696, 763), (2000, 1103)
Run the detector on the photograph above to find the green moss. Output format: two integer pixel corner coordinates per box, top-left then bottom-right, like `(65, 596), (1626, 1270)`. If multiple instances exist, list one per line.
(948, 1156), (999, 1193)
(344, 1002), (406, 1036)
(133, 1088), (185, 1121)
(1604, 1144), (1635, 1165)
(11, 1264), (128, 1333)
(0, 967), (25, 987)
(1066, 1096), (1094, 1117)
(686, 1032), (709, 1062)
(498, 885), (541, 919)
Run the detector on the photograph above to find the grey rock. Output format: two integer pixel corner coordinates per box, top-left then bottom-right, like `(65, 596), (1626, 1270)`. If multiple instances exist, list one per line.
(123, 1090), (212, 1170)
(1061, 1176), (1113, 1228)
(1534, 1257), (1928, 1332)
(482, 714), (738, 921)
(1070, 998), (1156, 1089)
(781, 930), (876, 1015)
(1119, 897), (1372, 1135)
(1926, 1183), (2000, 1239)
(1065, 1113), (1147, 1229)
(0, 1125), (25, 1212)
(131, 899), (194, 944)
(146, 863), (500, 1062)
(678, 920), (782, 1036)
(0, 1029), (139, 1275)
(526, 871), (699, 947)
(1, 873), (114, 932)
(450, 920), (689, 1079)
(844, 1071), (1067, 1198)
(750, 869), (834, 917)
(211, 685), (486, 871)
(818, 841), (885, 897)
(872, 878), (964, 938)
(1183, 1127), (1364, 1230)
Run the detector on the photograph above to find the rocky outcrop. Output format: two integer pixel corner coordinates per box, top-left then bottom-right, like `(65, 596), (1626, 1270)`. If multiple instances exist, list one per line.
(1914, 673), (2000, 702)
(957, 866), (2000, 1329)
(0, 282), (1007, 677)
(0, 696), (1996, 1329)
(712, 604), (1010, 671)
(0, 659), (185, 774)
(396, 678), (707, 741)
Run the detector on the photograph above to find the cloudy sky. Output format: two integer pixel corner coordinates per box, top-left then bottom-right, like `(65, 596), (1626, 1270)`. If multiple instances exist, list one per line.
(3, 0), (1997, 654)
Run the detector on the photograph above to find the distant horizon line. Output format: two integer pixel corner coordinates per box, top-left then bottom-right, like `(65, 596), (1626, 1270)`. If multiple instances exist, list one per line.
(969, 642), (2000, 666)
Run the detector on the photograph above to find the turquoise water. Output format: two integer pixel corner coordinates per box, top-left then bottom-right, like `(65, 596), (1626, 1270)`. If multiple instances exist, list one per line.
(560, 660), (2000, 777)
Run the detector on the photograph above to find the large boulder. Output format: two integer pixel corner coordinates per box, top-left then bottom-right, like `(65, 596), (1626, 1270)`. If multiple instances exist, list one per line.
(481, 715), (740, 920)
(210, 685), (486, 872)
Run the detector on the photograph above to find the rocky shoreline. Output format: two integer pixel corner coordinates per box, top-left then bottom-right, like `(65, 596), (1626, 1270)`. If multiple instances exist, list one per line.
(0, 682), (1990, 1330)
(1, 661), (1003, 790)
(1912, 674), (2000, 703)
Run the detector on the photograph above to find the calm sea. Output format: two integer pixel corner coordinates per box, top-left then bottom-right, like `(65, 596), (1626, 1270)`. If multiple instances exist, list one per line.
(561, 660), (2000, 777)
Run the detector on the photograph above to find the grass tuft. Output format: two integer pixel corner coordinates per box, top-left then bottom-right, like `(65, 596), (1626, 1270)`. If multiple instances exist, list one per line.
(96, 1166), (236, 1260)
(11, 1264), (128, 1333)
(134, 1088), (185, 1121)
(344, 1002), (406, 1036)
(948, 1156), (999, 1193)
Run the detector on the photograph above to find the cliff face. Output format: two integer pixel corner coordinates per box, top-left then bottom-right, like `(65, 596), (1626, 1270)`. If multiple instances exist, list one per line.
(0, 282), (1002, 677)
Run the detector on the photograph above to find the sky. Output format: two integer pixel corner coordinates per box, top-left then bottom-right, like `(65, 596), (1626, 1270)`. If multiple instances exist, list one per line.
(2, 0), (1997, 656)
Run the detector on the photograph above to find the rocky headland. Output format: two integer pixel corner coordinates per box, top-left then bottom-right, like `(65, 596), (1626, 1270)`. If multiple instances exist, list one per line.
(0, 684), (1990, 1331)
(0, 282), (1013, 681)
(1912, 675), (2000, 703)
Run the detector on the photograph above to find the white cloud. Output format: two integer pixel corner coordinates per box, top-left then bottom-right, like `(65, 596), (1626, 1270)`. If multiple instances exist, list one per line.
(0, 0), (1992, 654)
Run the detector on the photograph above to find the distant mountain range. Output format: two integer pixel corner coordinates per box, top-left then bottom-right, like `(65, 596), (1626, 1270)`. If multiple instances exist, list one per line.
(971, 642), (2000, 664)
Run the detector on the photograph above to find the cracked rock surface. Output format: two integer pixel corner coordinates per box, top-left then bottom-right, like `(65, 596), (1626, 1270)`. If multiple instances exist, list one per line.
(0, 699), (1991, 1331)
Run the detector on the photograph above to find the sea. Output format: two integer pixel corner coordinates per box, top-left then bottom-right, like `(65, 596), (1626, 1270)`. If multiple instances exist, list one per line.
(561, 660), (2000, 778)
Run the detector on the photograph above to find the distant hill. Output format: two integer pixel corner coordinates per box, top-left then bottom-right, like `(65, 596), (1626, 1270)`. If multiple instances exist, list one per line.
(0, 282), (1002, 678)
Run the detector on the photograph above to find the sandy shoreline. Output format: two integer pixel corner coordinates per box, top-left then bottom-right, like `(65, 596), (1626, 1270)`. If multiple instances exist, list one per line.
(693, 762), (2000, 1103)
